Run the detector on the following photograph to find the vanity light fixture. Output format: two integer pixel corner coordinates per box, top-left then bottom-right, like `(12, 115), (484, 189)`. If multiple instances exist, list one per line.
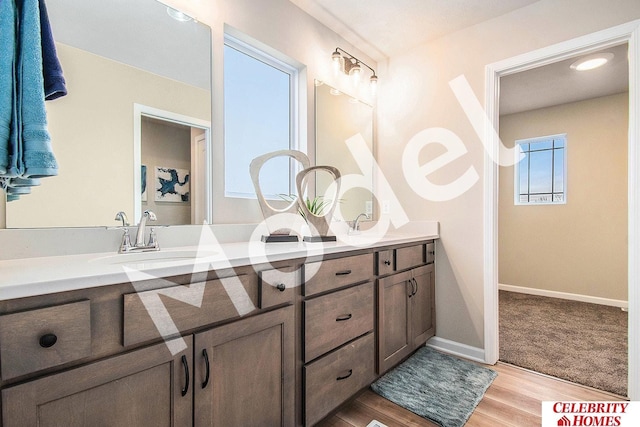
(570, 52), (614, 71)
(331, 47), (378, 94)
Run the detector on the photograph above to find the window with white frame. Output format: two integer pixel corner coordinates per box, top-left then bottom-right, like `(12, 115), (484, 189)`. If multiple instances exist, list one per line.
(224, 35), (299, 199)
(515, 134), (567, 205)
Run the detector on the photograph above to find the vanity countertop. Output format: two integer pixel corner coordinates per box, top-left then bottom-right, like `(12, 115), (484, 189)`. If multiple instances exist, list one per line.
(0, 228), (439, 301)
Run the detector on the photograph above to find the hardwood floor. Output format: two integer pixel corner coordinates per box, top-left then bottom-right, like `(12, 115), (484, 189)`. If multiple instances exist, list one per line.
(316, 362), (626, 427)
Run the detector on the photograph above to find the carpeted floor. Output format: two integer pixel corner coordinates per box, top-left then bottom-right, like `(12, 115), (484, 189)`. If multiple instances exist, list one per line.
(499, 290), (628, 396)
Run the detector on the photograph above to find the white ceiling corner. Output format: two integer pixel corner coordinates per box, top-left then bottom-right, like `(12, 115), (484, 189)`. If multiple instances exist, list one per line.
(288, 0), (542, 60)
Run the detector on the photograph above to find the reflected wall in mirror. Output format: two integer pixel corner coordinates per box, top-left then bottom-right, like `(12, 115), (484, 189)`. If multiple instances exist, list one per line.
(315, 82), (374, 222)
(5, 0), (212, 228)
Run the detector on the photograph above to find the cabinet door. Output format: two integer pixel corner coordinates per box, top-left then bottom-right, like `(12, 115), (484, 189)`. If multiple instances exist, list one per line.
(410, 264), (435, 348)
(377, 270), (412, 374)
(2, 337), (193, 427)
(194, 306), (294, 427)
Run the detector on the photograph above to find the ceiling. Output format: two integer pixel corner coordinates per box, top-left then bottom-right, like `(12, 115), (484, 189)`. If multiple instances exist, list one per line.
(289, 0), (542, 60)
(48, 0), (211, 90)
(291, 0), (629, 114)
(48, 0), (629, 115)
(499, 43), (629, 115)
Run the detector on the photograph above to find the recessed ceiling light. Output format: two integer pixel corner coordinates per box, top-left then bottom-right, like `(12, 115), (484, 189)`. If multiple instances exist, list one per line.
(570, 53), (614, 71)
(167, 6), (192, 22)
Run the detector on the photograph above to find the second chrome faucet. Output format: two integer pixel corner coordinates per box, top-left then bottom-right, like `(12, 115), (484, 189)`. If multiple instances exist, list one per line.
(118, 210), (159, 253)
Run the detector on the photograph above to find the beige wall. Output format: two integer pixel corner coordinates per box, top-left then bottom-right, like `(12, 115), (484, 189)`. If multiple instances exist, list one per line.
(376, 0), (640, 348)
(499, 93), (628, 301)
(2, 43), (209, 228)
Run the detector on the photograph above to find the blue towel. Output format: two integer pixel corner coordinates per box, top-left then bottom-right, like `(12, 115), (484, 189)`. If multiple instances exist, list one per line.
(18, 0), (58, 178)
(0, 0), (16, 175)
(39, 0), (66, 100)
(0, 0), (59, 201)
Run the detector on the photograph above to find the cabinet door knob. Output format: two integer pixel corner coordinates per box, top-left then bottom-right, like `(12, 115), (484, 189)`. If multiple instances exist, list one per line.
(336, 369), (353, 381)
(181, 355), (190, 397)
(201, 349), (210, 389)
(276, 283), (286, 292)
(39, 333), (58, 348)
(336, 314), (352, 322)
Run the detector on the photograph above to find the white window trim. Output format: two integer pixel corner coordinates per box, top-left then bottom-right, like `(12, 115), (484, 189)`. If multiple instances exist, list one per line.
(223, 33), (301, 200)
(513, 133), (567, 206)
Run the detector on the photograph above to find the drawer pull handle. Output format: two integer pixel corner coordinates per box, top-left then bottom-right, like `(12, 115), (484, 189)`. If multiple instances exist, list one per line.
(337, 369), (353, 381)
(202, 349), (210, 389)
(181, 355), (190, 397)
(383, 260), (391, 266)
(335, 270), (352, 276)
(336, 314), (352, 322)
(39, 333), (58, 348)
(276, 283), (286, 292)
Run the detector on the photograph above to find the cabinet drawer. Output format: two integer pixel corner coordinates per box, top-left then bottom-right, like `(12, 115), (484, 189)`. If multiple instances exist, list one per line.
(304, 282), (374, 362)
(0, 300), (91, 380)
(259, 268), (296, 309)
(304, 332), (375, 426)
(123, 274), (258, 347)
(396, 244), (425, 271)
(376, 249), (394, 276)
(304, 253), (373, 296)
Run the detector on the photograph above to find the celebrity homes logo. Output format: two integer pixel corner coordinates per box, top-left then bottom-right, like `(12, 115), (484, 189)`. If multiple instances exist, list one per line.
(542, 402), (639, 427)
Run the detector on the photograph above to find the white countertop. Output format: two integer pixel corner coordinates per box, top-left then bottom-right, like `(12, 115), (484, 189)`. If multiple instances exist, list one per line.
(0, 229), (438, 301)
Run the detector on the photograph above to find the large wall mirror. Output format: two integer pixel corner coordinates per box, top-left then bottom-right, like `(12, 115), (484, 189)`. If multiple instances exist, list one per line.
(315, 82), (374, 222)
(5, 0), (212, 228)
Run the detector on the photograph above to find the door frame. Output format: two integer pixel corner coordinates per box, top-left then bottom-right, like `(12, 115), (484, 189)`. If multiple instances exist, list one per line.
(133, 103), (212, 224)
(483, 20), (640, 400)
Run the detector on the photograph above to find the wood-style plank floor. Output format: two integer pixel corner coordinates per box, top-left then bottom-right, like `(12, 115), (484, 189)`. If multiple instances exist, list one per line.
(316, 362), (626, 427)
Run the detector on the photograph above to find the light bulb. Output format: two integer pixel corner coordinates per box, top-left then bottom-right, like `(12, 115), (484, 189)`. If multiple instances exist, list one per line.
(350, 62), (362, 86)
(331, 50), (341, 74)
(370, 75), (378, 96)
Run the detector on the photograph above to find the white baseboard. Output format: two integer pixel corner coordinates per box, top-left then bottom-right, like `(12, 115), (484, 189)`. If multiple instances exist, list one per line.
(426, 337), (487, 364)
(499, 283), (628, 309)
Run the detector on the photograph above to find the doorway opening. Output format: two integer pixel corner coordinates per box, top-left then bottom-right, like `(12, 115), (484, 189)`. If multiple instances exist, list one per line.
(133, 104), (212, 225)
(484, 20), (640, 400)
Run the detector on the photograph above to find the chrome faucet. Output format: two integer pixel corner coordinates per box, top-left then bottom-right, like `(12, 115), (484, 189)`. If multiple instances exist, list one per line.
(114, 211), (130, 227)
(350, 213), (370, 234)
(135, 210), (157, 247)
(119, 210), (159, 253)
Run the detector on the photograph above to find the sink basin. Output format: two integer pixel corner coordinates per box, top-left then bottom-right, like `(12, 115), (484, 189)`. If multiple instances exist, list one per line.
(91, 249), (219, 266)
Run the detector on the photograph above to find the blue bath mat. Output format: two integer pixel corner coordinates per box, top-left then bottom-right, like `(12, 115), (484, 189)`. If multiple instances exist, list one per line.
(371, 347), (497, 427)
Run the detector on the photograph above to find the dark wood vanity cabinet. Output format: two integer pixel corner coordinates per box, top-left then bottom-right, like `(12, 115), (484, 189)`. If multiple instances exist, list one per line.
(377, 244), (435, 375)
(0, 265), (296, 427)
(2, 337), (194, 426)
(0, 239), (436, 427)
(194, 305), (295, 427)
